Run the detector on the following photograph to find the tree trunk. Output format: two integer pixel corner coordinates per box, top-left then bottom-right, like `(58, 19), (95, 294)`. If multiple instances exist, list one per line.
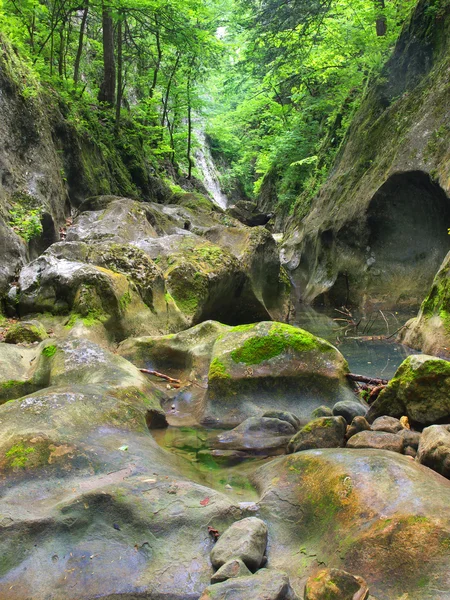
(187, 73), (193, 180)
(376, 0), (387, 36)
(98, 0), (115, 106)
(73, 1), (89, 84)
(149, 16), (162, 98)
(161, 53), (180, 127)
(115, 12), (124, 131)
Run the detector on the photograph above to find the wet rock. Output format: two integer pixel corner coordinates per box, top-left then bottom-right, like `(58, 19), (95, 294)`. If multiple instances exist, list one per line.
(210, 517), (268, 571)
(346, 416), (371, 440)
(333, 400), (368, 424)
(212, 417), (295, 454)
(4, 320), (48, 344)
(304, 568), (369, 600)
(287, 417), (347, 453)
(367, 355), (450, 426)
(416, 424), (450, 478)
(0, 343), (44, 403)
(211, 558), (252, 583)
(205, 321), (353, 428)
(311, 405), (333, 418)
(253, 449), (450, 599)
(371, 416), (404, 434)
(262, 410), (301, 431)
(346, 431), (403, 453)
(201, 569), (298, 600)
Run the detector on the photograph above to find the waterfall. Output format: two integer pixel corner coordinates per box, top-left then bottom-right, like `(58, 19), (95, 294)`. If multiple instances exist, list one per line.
(195, 130), (229, 210)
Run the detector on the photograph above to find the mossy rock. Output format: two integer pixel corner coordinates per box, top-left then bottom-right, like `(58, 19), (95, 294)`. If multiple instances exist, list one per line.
(367, 354), (450, 426)
(204, 321), (354, 428)
(4, 320), (48, 344)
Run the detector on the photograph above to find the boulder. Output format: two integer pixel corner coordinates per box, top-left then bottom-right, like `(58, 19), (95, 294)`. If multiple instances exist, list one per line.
(397, 428), (421, 451)
(346, 416), (371, 440)
(254, 449), (450, 599)
(371, 416), (404, 434)
(210, 558), (252, 583)
(287, 417), (347, 454)
(304, 568), (369, 600)
(416, 424), (450, 478)
(0, 342), (45, 403)
(210, 517), (268, 571)
(346, 431), (403, 454)
(200, 569), (298, 600)
(211, 417), (295, 454)
(226, 200), (273, 227)
(367, 355), (450, 426)
(204, 321), (354, 428)
(262, 410), (302, 431)
(333, 401), (368, 424)
(311, 406), (333, 419)
(4, 320), (48, 344)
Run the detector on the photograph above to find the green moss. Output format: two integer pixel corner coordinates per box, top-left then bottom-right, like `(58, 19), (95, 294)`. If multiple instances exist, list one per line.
(64, 310), (108, 329)
(5, 443), (35, 468)
(301, 418), (335, 433)
(119, 290), (132, 312)
(231, 323), (332, 365)
(208, 358), (231, 380)
(42, 344), (57, 358)
(5, 322), (47, 343)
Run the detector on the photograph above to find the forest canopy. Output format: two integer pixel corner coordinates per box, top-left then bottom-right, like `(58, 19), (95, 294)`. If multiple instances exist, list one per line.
(0, 0), (415, 207)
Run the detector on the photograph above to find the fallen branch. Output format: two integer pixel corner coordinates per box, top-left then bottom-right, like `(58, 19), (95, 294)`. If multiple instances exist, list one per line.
(140, 369), (181, 384)
(369, 384), (387, 403)
(347, 373), (389, 386)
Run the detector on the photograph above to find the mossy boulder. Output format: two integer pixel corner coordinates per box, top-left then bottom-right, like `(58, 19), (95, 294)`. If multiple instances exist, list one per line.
(304, 568), (369, 600)
(4, 320), (48, 344)
(200, 569), (298, 600)
(204, 322), (354, 428)
(254, 449), (450, 599)
(401, 251), (450, 358)
(367, 354), (450, 426)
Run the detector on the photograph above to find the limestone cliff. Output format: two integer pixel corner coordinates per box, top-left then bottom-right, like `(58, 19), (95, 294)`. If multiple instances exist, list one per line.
(281, 0), (450, 312)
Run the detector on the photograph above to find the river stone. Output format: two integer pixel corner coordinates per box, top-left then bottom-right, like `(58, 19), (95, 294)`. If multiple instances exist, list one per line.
(367, 354), (450, 426)
(304, 568), (369, 600)
(416, 424), (450, 478)
(311, 405), (333, 418)
(4, 320), (48, 344)
(211, 558), (252, 583)
(253, 449), (450, 599)
(346, 431), (403, 453)
(371, 416), (404, 434)
(200, 569), (298, 600)
(262, 410), (302, 431)
(210, 517), (268, 571)
(287, 417), (347, 453)
(397, 428), (421, 451)
(211, 417), (295, 454)
(204, 321), (354, 428)
(333, 400), (368, 424)
(346, 416), (371, 440)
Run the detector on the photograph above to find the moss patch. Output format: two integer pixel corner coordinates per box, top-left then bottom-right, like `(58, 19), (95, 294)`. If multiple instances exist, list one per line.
(208, 358), (231, 381)
(230, 323), (332, 365)
(5, 443), (36, 468)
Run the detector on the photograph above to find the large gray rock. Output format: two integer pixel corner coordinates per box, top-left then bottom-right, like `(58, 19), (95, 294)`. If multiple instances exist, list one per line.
(367, 355), (450, 426)
(211, 417), (295, 454)
(304, 568), (369, 600)
(287, 417), (347, 453)
(416, 424), (450, 478)
(210, 517), (268, 571)
(371, 416), (404, 434)
(210, 558), (252, 583)
(200, 569), (298, 600)
(346, 431), (403, 454)
(333, 400), (368, 424)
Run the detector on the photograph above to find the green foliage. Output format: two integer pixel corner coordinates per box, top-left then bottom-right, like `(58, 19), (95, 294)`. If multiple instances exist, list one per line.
(42, 344), (57, 357)
(8, 195), (43, 242)
(5, 442), (35, 468)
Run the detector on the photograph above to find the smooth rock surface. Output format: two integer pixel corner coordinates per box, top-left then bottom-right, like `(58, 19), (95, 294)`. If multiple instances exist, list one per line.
(333, 400), (368, 424)
(210, 517), (268, 571)
(210, 558), (252, 583)
(416, 424), (450, 478)
(346, 431), (404, 453)
(304, 568), (369, 600)
(287, 417), (347, 453)
(200, 569), (298, 600)
(371, 416), (404, 434)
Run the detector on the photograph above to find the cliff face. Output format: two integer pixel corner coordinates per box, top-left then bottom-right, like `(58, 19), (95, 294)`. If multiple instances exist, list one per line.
(281, 0), (450, 312)
(0, 35), (171, 299)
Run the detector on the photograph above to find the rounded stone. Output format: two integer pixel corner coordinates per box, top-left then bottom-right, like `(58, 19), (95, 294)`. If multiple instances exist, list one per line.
(210, 517), (268, 571)
(333, 401), (368, 424)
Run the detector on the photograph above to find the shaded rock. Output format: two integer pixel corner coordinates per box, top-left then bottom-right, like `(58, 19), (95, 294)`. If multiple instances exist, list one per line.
(397, 428), (421, 451)
(205, 321), (353, 428)
(371, 416), (404, 434)
(0, 343), (45, 403)
(333, 400), (368, 424)
(212, 417), (295, 454)
(210, 517), (268, 571)
(287, 417), (347, 453)
(226, 201), (273, 228)
(201, 569), (298, 600)
(346, 416), (371, 440)
(346, 431), (403, 453)
(367, 355), (450, 426)
(416, 424), (450, 478)
(311, 405), (333, 418)
(4, 320), (48, 344)
(253, 449), (450, 600)
(211, 558), (252, 583)
(304, 568), (369, 600)
(262, 410), (301, 431)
